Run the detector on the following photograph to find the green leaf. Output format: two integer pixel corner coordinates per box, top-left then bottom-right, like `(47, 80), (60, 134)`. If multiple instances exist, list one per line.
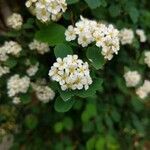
(54, 97), (75, 112)
(111, 109), (121, 123)
(24, 115), (38, 130)
(106, 135), (120, 150)
(105, 114), (113, 128)
(131, 98), (144, 112)
(95, 137), (105, 150)
(66, 0), (79, 4)
(109, 4), (121, 17)
(63, 117), (73, 131)
(54, 122), (63, 133)
(82, 122), (95, 133)
(86, 46), (105, 70)
(129, 7), (139, 23)
(4, 57), (17, 68)
(35, 23), (66, 46)
(81, 103), (97, 123)
(59, 89), (74, 101)
(20, 93), (31, 104)
(84, 0), (101, 9)
(54, 43), (73, 58)
(23, 18), (34, 29)
(76, 78), (103, 98)
(86, 136), (96, 150)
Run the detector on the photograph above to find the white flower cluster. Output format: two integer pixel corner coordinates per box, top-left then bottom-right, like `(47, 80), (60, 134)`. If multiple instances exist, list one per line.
(144, 51), (150, 68)
(12, 97), (21, 104)
(65, 16), (120, 60)
(136, 80), (150, 99)
(49, 55), (92, 91)
(29, 39), (50, 54)
(0, 41), (22, 62)
(0, 66), (10, 77)
(120, 28), (147, 45)
(26, 63), (39, 77)
(7, 74), (30, 97)
(136, 29), (147, 42)
(124, 71), (141, 87)
(25, 0), (67, 22)
(119, 28), (134, 45)
(6, 13), (23, 30)
(32, 82), (55, 103)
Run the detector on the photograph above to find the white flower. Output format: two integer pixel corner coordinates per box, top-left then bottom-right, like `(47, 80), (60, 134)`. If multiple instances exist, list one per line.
(4, 41), (22, 56)
(0, 66), (10, 77)
(142, 80), (150, 93)
(78, 34), (93, 47)
(7, 13), (23, 30)
(65, 25), (76, 41)
(12, 97), (21, 104)
(7, 74), (30, 97)
(101, 48), (114, 60)
(136, 80), (150, 99)
(46, 0), (61, 15)
(49, 55), (92, 91)
(65, 16), (120, 60)
(26, 63), (39, 77)
(119, 28), (134, 45)
(0, 41), (22, 62)
(0, 46), (8, 62)
(136, 29), (146, 42)
(124, 71), (141, 87)
(136, 87), (147, 99)
(29, 39), (50, 54)
(36, 5), (50, 22)
(32, 81), (55, 103)
(144, 51), (150, 68)
(25, 0), (67, 22)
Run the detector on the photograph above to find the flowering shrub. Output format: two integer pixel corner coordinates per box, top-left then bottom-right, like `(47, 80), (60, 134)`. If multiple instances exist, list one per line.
(0, 0), (150, 149)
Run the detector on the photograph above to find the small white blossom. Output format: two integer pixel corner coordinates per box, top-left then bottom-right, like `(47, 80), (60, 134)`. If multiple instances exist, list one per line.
(0, 66), (10, 77)
(26, 63), (39, 76)
(7, 13), (23, 30)
(78, 34), (93, 47)
(119, 28), (134, 45)
(136, 80), (150, 99)
(65, 25), (76, 41)
(136, 87), (147, 99)
(0, 46), (8, 62)
(49, 55), (92, 91)
(136, 29), (146, 42)
(124, 71), (141, 87)
(7, 74), (30, 97)
(29, 39), (50, 54)
(12, 97), (21, 104)
(65, 16), (120, 60)
(144, 51), (150, 68)
(25, 0), (67, 22)
(4, 41), (22, 56)
(0, 41), (22, 62)
(32, 82), (55, 103)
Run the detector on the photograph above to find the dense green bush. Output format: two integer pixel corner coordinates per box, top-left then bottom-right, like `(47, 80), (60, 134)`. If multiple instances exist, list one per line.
(0, 0), (150, 149)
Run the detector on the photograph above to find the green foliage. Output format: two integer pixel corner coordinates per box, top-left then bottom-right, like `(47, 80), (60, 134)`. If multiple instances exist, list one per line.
(84, 0), (102, 9)
(0, 0), (149, 149)
(24, 114), (38, 130)
(66, 0), (79, 4)
(35, 23), (66, 46)
(86, 46), (105, 70)
(54, 97), (75, 112)
(4, 58), (17, 68)
(54, 43), (73, 58)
